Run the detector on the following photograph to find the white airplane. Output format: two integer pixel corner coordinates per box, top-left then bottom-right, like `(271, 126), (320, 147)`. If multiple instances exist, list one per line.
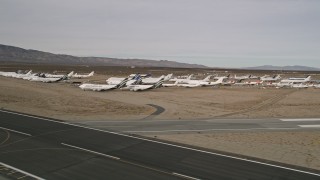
(127, 81), (163, 91)
(126, 75), (163, 91)
(163, 73), (173, 81)
(0, 71), (23, 77)
(22, 73), (45, 80)
(80, 75), (138, 92)
(79, 84), (117, 91)
(260, 75), (281, 81)
(8, 70), (33, 78)
(169, 74), (193, 83)
(177, 76), (225, 88)
(45, 71), (74, 78)
(106, 77), (128, 85)
(128, 73), (151, 79)
(276, 82), (293, 88)
(234, 81), (262, 86)
(291, 83), (309, 89)
(233, 74), (252, 80)
(162, 81), (179, 87)
(280, 76), (311, 83)
(249, 75), (259, 79)
(314, 84), (320, 88)
(213, 74), (230, 80)
(72, 71), (94, 78)
(29, 75), (67, 83)
(180, 75), (212, 84)
(141, 75), (167, 84)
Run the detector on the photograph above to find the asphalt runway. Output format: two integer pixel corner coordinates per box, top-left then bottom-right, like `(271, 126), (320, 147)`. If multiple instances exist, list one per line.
(1, 110), (320, 180)
(75, 118), (320, 134)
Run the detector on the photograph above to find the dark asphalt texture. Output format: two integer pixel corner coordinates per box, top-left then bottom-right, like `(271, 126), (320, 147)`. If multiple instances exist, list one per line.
(0, 110), (320, 180)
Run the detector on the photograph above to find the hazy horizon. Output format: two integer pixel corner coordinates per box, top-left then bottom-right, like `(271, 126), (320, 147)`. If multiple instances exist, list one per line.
(1, 0), (320, 68)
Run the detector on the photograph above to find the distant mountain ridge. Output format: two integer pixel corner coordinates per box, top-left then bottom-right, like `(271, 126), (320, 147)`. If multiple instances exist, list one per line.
(0, 44), (207, 68)
(244, 65), (320, 71)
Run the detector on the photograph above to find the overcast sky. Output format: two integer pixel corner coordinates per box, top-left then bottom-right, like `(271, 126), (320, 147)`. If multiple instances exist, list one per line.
(1, 0), (320, 68)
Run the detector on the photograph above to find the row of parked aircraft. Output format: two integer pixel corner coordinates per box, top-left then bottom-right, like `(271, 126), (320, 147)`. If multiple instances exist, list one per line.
(80, 73), (319, 91)
(0, 70), (319, 91)
(0, 70), (94, 83)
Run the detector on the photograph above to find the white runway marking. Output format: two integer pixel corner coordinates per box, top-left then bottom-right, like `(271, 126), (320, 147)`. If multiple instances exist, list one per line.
(0, 127), (31, 136)
(298, 125), (320, 128)
(61, 143), (120, 160)
(125, 127), (300, 133)
(0, 162), (44, 180)
(280, 118), (320, 122)
(1, 109), (320, 177)
(172, 172), (200, 180)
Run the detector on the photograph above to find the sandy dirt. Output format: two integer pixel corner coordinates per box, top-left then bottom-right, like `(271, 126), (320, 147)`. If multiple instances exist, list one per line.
(146, 131), (320, 170)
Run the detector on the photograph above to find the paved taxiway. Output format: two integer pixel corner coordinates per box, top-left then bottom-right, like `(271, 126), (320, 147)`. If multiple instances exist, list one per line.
(75, 118), (320, 134)
(0, 110), (320, 179)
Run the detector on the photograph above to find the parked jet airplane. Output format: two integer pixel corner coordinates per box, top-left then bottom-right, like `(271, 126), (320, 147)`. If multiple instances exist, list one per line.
(45, 71), (74, 78)
(233, 74), (252, 80)
(126, 75), (163, 91)
(29, 75), (67, 83)
(127, 80), (163, 91)
(142, 74), (173, 84)
(213, 74), (230, 80)
(0, 70), (32, 78)
(14, 70), (33, 79)
(260, 75), (281, 81)
(280, 76), (311, 83)
(169, 74), (193, 83)
(79, 84), (117, 91)
(291, 83), (309, 88)
(72, 71), (94, 78)
(80, 75), (138, 92)
(177, 77), (225, 88)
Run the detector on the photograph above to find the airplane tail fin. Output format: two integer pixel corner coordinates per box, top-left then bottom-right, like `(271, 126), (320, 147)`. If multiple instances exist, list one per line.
(68, 71), (74, 77)
(89, 71), (94, 76)
(216, 77), (225, 83)
(164, 74), (173, 81)
(187, 74), (193, 80)
(154, 80), (163, 88)
(203, 75), (212, 82)
(61, 75), (68, 81)
(226, 74), (230, 78)
(133, 74), (142, 84)
(305, 76), (311, 81)
(26, 70), (32, 75)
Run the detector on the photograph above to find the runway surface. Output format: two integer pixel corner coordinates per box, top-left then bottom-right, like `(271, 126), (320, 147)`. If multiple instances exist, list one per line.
(1, 110), (320, 180)
(75, 118), (320, 134)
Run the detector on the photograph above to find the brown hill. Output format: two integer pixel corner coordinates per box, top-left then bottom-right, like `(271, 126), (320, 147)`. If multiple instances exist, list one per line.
(0, 44), (207, 68)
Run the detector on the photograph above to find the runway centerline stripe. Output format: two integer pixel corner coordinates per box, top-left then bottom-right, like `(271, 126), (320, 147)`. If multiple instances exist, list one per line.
(280, 118), (320, 121)
(0, 126), (32, 136)
(0, 162), (44, 180)
(298, 125), (320, 128)
(172, 172), (200, 180)
(125, 127), (300, 133)
(61, 143), (184, 178)
(61, 143), (120, 160)
(1, 109), (320, 177)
